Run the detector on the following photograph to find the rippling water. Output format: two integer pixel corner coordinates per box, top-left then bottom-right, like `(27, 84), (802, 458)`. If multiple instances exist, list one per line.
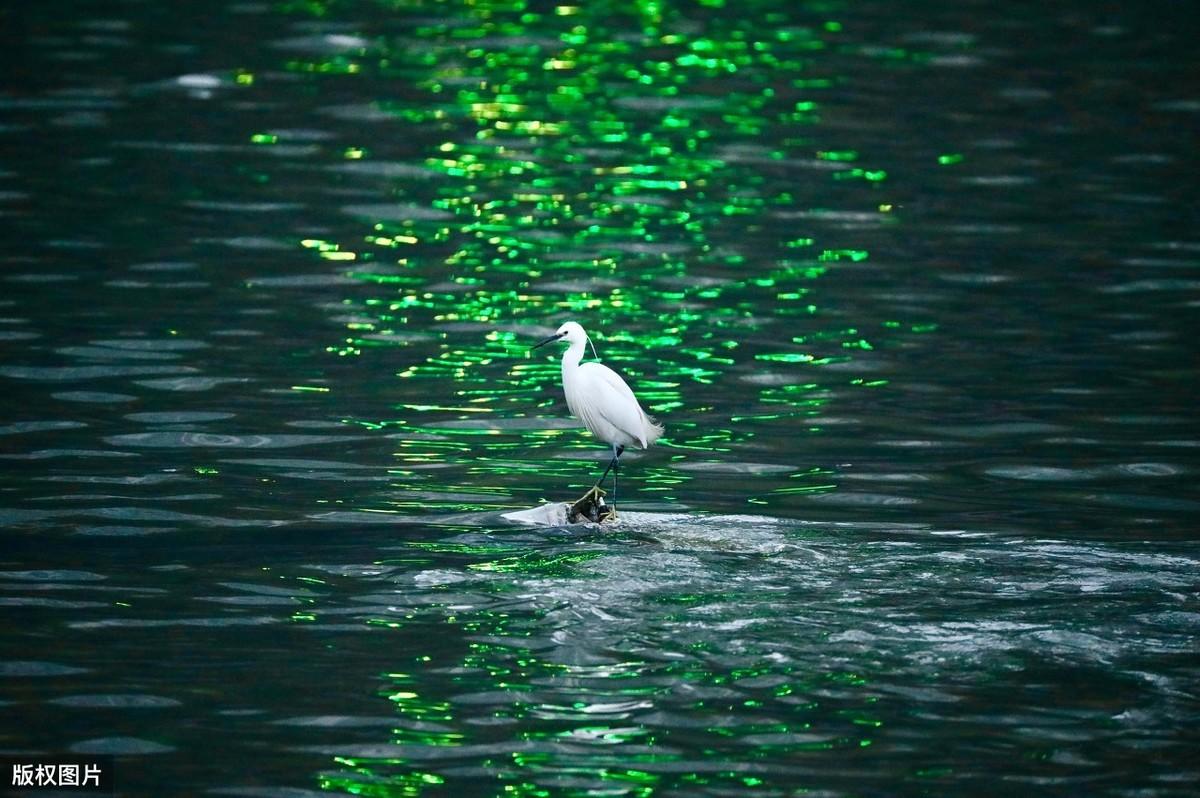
(2, 0), (1198, 795)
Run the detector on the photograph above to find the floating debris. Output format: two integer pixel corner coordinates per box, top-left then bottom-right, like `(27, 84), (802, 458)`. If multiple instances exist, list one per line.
(502, 486), (615, 526)
(567, 485), (615, 524)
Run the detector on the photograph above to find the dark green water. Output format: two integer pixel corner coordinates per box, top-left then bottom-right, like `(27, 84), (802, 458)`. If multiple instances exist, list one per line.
(1, 0), (1198, 795)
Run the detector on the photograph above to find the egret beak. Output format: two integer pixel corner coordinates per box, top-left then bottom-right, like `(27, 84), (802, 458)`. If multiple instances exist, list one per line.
(531, 332), (565, 352)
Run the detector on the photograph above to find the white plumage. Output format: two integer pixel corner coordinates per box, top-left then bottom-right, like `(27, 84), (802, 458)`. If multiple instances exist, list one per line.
(533, 321), (663, 507)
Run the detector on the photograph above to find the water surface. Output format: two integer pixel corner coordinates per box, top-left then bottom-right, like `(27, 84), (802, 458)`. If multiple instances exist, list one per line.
(1, 0), (1198, 795)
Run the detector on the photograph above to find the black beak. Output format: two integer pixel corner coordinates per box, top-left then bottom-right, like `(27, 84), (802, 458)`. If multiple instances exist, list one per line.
(531, 332), (565, 352)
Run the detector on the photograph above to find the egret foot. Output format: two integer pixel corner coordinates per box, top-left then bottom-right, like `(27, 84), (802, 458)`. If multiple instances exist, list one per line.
(568, 485), (616, 524)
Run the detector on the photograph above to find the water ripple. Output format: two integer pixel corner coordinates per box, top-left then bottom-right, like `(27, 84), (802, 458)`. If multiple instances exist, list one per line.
(132, 376), (252, 391)
(51, 391), (137, 403)
(0, 569), (106, 581)
(103, 432), (368, 448)
(68, 737), (175, 754)
(125, 411), (236, 423)
(0, 365), (196, 381)
(0, 661), (90, 677)
(0, 420), (88, 435)
(48, 694), (182, 708)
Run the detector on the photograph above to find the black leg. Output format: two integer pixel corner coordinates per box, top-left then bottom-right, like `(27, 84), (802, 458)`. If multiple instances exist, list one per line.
(614, 444), (624, 506)
(593, 444), (624, 496)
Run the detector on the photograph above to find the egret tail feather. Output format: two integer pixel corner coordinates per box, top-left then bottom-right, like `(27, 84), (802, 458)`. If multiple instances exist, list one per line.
(642, 415), (664, 447)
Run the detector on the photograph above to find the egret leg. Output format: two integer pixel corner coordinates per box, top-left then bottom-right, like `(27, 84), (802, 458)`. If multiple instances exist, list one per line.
(593, 444), (625, 506)
(612, 447), (620, 508)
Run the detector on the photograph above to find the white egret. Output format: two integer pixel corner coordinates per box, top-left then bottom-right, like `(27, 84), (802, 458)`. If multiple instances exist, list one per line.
(532, 321), (663, 512)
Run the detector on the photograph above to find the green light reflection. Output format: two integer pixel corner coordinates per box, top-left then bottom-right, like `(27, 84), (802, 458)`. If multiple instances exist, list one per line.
(259, 3), (933, 787)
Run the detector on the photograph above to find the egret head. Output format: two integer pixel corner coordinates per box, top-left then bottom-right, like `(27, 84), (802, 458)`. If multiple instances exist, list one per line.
(532, 321), (597, 358)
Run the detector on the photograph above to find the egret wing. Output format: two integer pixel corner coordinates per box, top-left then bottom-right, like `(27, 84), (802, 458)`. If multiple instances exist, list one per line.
(576, 362), (649, 447)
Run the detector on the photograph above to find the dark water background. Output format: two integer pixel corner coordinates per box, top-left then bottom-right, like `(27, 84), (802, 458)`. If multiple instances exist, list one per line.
(1, 0), (1198, 795)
